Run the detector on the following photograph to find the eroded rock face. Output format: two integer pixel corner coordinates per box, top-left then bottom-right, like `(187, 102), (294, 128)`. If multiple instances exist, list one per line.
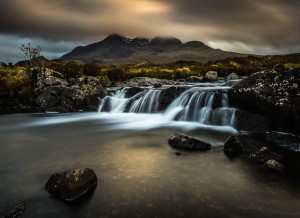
(2, 202), (26, 218)
(229, 68), (300, 134)
(45, 168), (97, 201)
(31, 68), (105, 112)
(223, 136), (244, 155)
(168, 133), (211, 151)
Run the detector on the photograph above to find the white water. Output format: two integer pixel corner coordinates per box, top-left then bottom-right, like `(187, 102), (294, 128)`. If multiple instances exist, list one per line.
(97, 83), (238, 130)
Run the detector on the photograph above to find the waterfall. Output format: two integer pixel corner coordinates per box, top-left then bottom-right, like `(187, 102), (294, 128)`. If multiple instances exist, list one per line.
(164, 88), (236, 126)
(98, 85), (237, 127)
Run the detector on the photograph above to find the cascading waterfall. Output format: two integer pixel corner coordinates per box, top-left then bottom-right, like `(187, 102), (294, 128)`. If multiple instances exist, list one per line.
(165, 89), (236, 126)
(98, 85), (237, 127)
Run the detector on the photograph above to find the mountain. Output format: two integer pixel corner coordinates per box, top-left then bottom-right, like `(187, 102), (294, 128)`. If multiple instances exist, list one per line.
(61, 34), (249, 64)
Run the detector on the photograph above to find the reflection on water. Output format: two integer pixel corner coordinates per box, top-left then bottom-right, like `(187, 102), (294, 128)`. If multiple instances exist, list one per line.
(0, 113), (300, 218)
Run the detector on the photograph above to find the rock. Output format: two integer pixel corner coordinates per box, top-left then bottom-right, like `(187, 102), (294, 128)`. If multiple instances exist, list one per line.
(121, 77), (174, 87)
(124, 87), (145, 98)
(234, 110), (270, 132)
(2, 202), (26, 218)
(168, 133), (211, 151)
(249, 147), (283, 162)
(264, 159), (285, 172)
(228, 68), (300, 134)
(153, 83), (163, 88)
(45, 168), (97, 201)
(174, 151), (183, 156)
(158, 86), (187, 106)
(185, 76), (203, 82)
(227, 73), (240, 80)
(223, 136), (244, 155)
(203, 71), (218, 81)
(31, 68), (105, 112)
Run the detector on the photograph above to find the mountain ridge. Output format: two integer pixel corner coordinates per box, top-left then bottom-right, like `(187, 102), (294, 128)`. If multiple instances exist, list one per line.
(61, 34), (249, 64)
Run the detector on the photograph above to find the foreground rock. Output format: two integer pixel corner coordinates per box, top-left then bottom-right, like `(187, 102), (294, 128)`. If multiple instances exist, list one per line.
(223, 136), (244, 155)
(264, 159), (285, 172)
(2, 202), (26, 218)
(229, 68), (300, 134)
(249, 146), (283, 162)
(32, 68), (105, 112)
(168, 133), (211, 151)
(45, 168), (97, 201)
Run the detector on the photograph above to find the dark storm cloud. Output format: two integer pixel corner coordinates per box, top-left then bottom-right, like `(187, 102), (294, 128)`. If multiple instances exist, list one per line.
(0, 0), (300, 62)
(155, 0), (300, 46)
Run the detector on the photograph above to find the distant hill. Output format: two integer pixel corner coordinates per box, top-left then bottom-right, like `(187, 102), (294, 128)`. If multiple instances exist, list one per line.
(60, 34), (249, 64)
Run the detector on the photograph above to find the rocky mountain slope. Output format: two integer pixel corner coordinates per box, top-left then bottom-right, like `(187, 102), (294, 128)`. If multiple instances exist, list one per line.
(61, 34), (248, 64)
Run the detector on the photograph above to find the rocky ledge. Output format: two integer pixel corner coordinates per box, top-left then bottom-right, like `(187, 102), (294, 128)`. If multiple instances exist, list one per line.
(228, 68), (300, 134)
(31, 68), (106, 112)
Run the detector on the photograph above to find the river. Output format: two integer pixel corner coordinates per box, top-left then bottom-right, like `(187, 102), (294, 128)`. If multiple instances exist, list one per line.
(1, 112), (300, 217)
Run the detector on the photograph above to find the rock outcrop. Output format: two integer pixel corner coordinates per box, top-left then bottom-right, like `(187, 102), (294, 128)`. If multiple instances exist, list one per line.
(168, 133), (211, 151)
(223, 136), (244, 155)
(203, 71), (218, 82)
(45, 168), (97, 201)
(229, 68), (300, 134)
(31, 68), (105, 112)
(2, 202), (26, 218)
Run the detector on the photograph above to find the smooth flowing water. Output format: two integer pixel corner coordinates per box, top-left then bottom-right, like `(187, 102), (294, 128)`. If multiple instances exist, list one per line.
(1, 113), (300, 218)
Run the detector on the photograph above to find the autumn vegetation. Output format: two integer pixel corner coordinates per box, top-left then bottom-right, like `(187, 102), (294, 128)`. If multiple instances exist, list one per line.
(0, 53), (300, 109)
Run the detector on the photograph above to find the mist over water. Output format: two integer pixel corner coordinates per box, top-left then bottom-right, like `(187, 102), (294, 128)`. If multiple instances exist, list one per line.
(1, 82), (300, 217)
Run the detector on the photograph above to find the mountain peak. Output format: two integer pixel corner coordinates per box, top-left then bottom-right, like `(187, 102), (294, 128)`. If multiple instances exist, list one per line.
(61, 34), (248, 64)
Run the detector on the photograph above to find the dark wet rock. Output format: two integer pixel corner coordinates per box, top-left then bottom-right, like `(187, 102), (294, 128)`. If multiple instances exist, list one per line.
(159, 86), (187, 105)
(185, 76), (203, 82)
(228, 68), (300, 134)
(203, 71), (218, 82)
(264, 159), (285, 172)
(226, 73), (240, 80)
(234, 110), (270, 132)
(174, 151), (183, 156)
(168, 133), (211, 151)
(45, 168), (97, 201)
(31, 68), (105, 112)
(153, 83), (163, 88)
(249, 147), (283, 162)
(125, 87), (145, 98)
(2, 202), (26, 218)
(223, 136), (244, 155)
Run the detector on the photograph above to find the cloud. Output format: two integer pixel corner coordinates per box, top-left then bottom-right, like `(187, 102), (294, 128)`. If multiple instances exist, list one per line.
(0, 0), (299, 62)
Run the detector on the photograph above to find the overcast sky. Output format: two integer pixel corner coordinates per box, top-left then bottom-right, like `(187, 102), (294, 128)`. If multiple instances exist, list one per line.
(1, 0), (300, 63)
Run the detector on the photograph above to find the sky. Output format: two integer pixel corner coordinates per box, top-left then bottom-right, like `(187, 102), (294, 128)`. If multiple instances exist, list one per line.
(1, 0), (300, 63)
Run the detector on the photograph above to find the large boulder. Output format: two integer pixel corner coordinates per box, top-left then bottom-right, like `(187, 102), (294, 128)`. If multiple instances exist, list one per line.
(2, 202), (26, 218)
(228, 68), (300, 134)
(45, 168), (97, 201)
(168, 133), (211, 151)
(31, 68), (105, 112)
(158, 86), (187, 106)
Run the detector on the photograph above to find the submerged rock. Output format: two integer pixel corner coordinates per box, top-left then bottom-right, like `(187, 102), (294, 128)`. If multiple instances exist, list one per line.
(168, 133), (211, 151)
(264, 159), (285, 172)
(2, 202), (26, 218)
(45, 168), (97, 201)
(223, 136), (244, 155)
(249, 147), (283, 162)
